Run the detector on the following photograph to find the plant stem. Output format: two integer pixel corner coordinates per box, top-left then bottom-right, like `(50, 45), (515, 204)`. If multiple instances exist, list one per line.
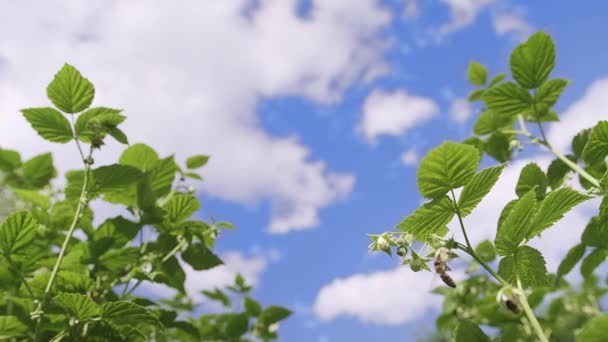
(517, 277), (549, 342)
(513, 115), (601, 189)
(449, 190), (507, 285)
(34, 141), (92, 340)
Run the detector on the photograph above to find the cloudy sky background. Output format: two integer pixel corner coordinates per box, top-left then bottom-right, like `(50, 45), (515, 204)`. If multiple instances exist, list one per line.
(1, 0), (607, 341)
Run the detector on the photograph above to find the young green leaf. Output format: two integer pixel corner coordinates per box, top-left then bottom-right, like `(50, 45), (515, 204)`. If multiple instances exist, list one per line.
(226, 313), (249, 338)
(582, 217), (608, 249)
(46, 64), (95, 113)
(417, 142), (480, 199)
(201, 288), (231, 307)
(488, 73), (506, 87)
(92, 164), (142, 205)
(572, 129), (590, 159)
(509, 31), (556, 89)
(0, 149), (21, 171)
(475, 240), (496, 263)
(53, 292), (100, 320)
(576, 313), (608, 342)
(119, 143), (160, 172)
(148, 156), (177, 198)
(163, 193), (201, 223)
(181, 243), (223, 271)
(259, 306), (292, 325)
(534, 78), (568, 109)
(452, 319), (490, 342)
(22, 152), (55, 188)
(101, 301), (162, 329)
(484, 132), (513, 163)
(582, 121), (608, 166)
(468, 89), (485, 102)
(527, 187), (592, 238)
(556, 243), (586, 280)
(11, 188), (50, 209)
(75, 107), (123, 142)
(546, 156), (575, 189)
(458, 163), (506, 217)
(497, 246), (548, 288)
(515, 163), (547, 199)
(495, 191), (537, 256)
(186, 155), (210, 169)
(244, 297), (262, 317)
(580, 248), (608, 278)
(0, 316), (29, 338)
(396, 197), (455, 241)
(467, 60), (488, 85)
(0, 211), (38, 255)
(473, 110), (515, 136)
(21, 107), (73, 143)
(481, 82), (532, 118)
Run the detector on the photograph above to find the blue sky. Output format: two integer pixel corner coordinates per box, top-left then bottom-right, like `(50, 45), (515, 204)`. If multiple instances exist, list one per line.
(1, 1), (608, 341)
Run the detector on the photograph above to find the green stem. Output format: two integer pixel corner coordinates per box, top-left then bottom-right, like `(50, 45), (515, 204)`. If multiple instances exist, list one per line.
(517, 277), (549, 342)
(515, 115), (601, 189)
(34, 156), (91, 340)
(449, 190), (507, 285)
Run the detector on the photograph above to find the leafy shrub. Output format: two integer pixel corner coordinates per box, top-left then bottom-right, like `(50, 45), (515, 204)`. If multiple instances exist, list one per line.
(0, 64), (291, 341)
(370, 31), (607, 341)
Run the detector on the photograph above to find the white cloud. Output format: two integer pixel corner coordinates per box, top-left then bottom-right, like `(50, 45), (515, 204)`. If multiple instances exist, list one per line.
(493, 12), (534, 41)
(438, 0), (494, 37)
(400, 147), (419, 166)
(0, 0), (392, 234)
(547, 79), (608, 154)
(449, 97), (472, 123)
(313, 267), (442, 325)
(403, 0), (419, 18)
(357, 89), (438, 142)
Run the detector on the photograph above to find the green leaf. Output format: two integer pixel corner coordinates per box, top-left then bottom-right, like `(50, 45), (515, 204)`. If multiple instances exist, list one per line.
(396, 197), (455, 242)
(497, 246), (547, 288)
(467, 60), (487, 85)
(99, 247), (140, 273)
(226, 313), (249, 338)
(22, 153), (55, 188)
(201, 288), (231, 307)
(534, 78), (568, 109)
(515, 163), (547, 199)
(458, 163), (506, 217)
(259, 306), (292, 325)
(148, 156), (177, 198)
(21, 107), (73, 143)
(181, 243), (223, 271)
(75, 107), (123, 142)
(572, 129), (590, 159)
(101, 301), (161, 329)
(509, 31), (556, 89)
(473, 110), (514, 135)
(417, 142), (480, 199)
(163, 193), (200, 223)
(0, 149), (21, 171)
(108, 127), (128, 144)
(12, 188), (50, 209)
(580, 248), (608, 278)
(452, 319), (490, 342)
(468, 89), (485, 102)
(0, 211), (38, 255)
(0, 316), (29, 338)
(556, 243), (586, 279)
(582, 121), (608, 165)
(481, 82), (532, 118)
(582, 217), (608, 249)
(119, 143), (159, 172)
(546, 156), (576, 189)
(576, 313), (608, 342)
(475, 240), (496, 263)
(53, 292), (100, 320)
(489, 73), (506, 87)
(186, 155), (210, 169)
(528, 187), (592, 238)
(244, 297), (262, 317)
(92, 164), (142, 205)
(47, 64), (95, 113)
(484, 132), (513, 163)
(495, 191), (537, 256)
(497, 200), (518, 231)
